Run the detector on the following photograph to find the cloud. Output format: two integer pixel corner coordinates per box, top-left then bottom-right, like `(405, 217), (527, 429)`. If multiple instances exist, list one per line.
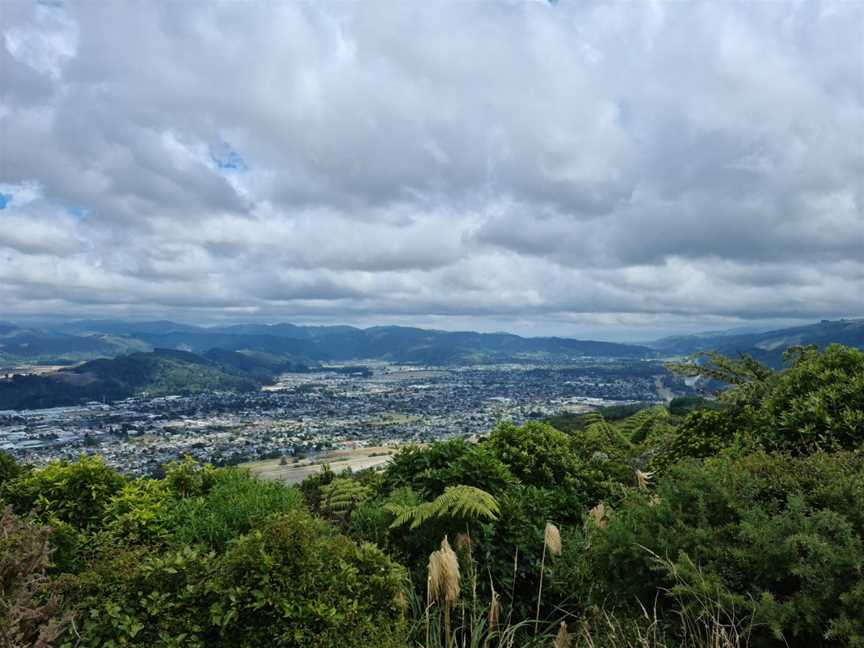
(0, 0), (862, 339)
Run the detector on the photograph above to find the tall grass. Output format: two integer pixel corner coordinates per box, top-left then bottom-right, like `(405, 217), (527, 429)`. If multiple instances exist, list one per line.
(409, 530), (758, 648)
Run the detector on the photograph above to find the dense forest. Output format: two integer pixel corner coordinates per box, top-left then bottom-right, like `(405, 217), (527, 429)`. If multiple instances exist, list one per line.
(2, 344), (863, 647)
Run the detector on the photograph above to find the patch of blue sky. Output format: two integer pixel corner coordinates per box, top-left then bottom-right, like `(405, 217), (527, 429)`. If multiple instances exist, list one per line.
(210, 140), (249, 173)
(67, 206), (88, 220)
(0, 193), (11, 209)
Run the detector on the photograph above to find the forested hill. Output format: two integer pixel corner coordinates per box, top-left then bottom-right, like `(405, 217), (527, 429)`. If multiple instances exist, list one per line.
(0, 349), (302, 410)
(648, 317), (864, 366)
(4, 318), (861, 369)
(1, 320), (657, 365)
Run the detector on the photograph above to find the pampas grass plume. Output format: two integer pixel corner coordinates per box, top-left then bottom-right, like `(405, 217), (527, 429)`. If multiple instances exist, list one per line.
(438, 536), (461, 604)
(588, 502), (608, 529)
(544, 522), (562, 557)
(553, 621), (571, 648)
(635, 469), (654, 491)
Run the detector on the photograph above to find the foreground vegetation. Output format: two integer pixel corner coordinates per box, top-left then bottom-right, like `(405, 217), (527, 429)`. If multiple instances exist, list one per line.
(1, 344), (862, 647)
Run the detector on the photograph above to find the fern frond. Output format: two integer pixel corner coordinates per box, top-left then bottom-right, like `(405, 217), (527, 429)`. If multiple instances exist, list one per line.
(388, 485), (500, 529)
(586, 420), (631, 449)
(620, 406), (670, 443)
(320, 478), (370, 516)
(582, 411), (606, 427)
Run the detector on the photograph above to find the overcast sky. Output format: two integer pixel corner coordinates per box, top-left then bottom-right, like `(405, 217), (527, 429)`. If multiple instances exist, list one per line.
(1, 1), (862, 340)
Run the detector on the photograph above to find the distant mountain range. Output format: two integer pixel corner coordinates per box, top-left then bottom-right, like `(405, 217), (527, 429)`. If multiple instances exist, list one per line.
(1, 317), (862, 371)
(0, 320), (656, 366)
(1, 317), (861, 410)
(648, 318), (864, 366)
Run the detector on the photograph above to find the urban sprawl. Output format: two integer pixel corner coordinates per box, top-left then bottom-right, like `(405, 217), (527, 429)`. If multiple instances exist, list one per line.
(1, 362), (684, 476)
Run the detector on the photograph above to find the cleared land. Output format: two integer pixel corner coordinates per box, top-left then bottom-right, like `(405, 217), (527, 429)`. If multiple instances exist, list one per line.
(242, 446), (397, 484)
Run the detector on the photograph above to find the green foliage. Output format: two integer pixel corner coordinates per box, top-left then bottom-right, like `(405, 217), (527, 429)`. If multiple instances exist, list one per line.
(216, 512), (406, 647)
(1, 455), (124, 530)
(758, 344), (864, 452)
(487, 421), (585, 493)
(661, 344), (864, 463)
(170, 467), (302, 550)
(651, 409), (743, 470)
(386, 484), (500, 530)
(319, 477), (371, 522)
(0, 451), (24, 487)
(163, 456), (218, 498)
(63, 511), (407, 647)
(564, 451), (864, 646)
(546, 403), (653, 435)
(583, 418), (631, 455)
(667, 395), (723, 417)
(298, 464), (336, 512)
(618, 405), (669, 444)
(101, 478), (175, 546)
(380, 438), (516, 499)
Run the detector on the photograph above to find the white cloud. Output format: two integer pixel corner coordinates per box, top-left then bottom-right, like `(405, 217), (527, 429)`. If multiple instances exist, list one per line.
(0, 0), (862, 338)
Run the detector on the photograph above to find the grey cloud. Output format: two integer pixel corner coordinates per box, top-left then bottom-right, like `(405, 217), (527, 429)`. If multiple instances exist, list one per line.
(0, 0), (862, 337)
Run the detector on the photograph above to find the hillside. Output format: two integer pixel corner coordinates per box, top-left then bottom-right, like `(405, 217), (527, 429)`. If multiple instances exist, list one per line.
(3, 320), (658, 365)
(5, 317), (862, 372)
(0, 348), (289, 410)
(0, 322), (148, 365)
(649, 318), (864, 365)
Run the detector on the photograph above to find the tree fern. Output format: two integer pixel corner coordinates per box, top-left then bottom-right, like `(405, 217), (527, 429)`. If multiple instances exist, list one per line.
(320, 478), (371, 518)
(581, 411), (606, 428)
(585, 418), (631, 450)
(385, 485), (499, 530)
(620, 406), (670, 444)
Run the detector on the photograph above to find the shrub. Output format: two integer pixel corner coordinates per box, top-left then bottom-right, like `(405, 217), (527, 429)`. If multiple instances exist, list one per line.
(1, 455), (124, 531)
(163, 456), (218, 498)
(651, 409), (744, 470)
(62, 510), (408, 647)
(563, 450), (864, 647)
(668, 345), (864, 455)
(101, 478), (175, 546)
(759, 344), (864, 452)
(170, 467), (302, 550)
(0, 506), (68, 647)
(0, 451), (24, 487)
(216, 511), (407, 647)
(298, 463), (336, 512)
(379, 439), (516, 500)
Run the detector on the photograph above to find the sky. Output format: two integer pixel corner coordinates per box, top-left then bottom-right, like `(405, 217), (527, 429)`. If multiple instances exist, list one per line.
(1, 0), (863, 341)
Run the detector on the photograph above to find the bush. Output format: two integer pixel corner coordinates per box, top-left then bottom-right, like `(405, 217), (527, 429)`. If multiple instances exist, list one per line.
(217, 511), (406, 647)
(669, 345), (864, 455)
(651, 409), (744, 469)
(759, 344), (864, 452)
(0, 451), (24, 487)
(101, 478), (175, 546)
(563, 450), (864, 647)
(163, 456), (218, 498)
(170, 467), (302, 550)
(62, 510), (408, 647)
(379, 438), (516, 499)
(1, 455), (124, 531)
(0, 506), (68, 646)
